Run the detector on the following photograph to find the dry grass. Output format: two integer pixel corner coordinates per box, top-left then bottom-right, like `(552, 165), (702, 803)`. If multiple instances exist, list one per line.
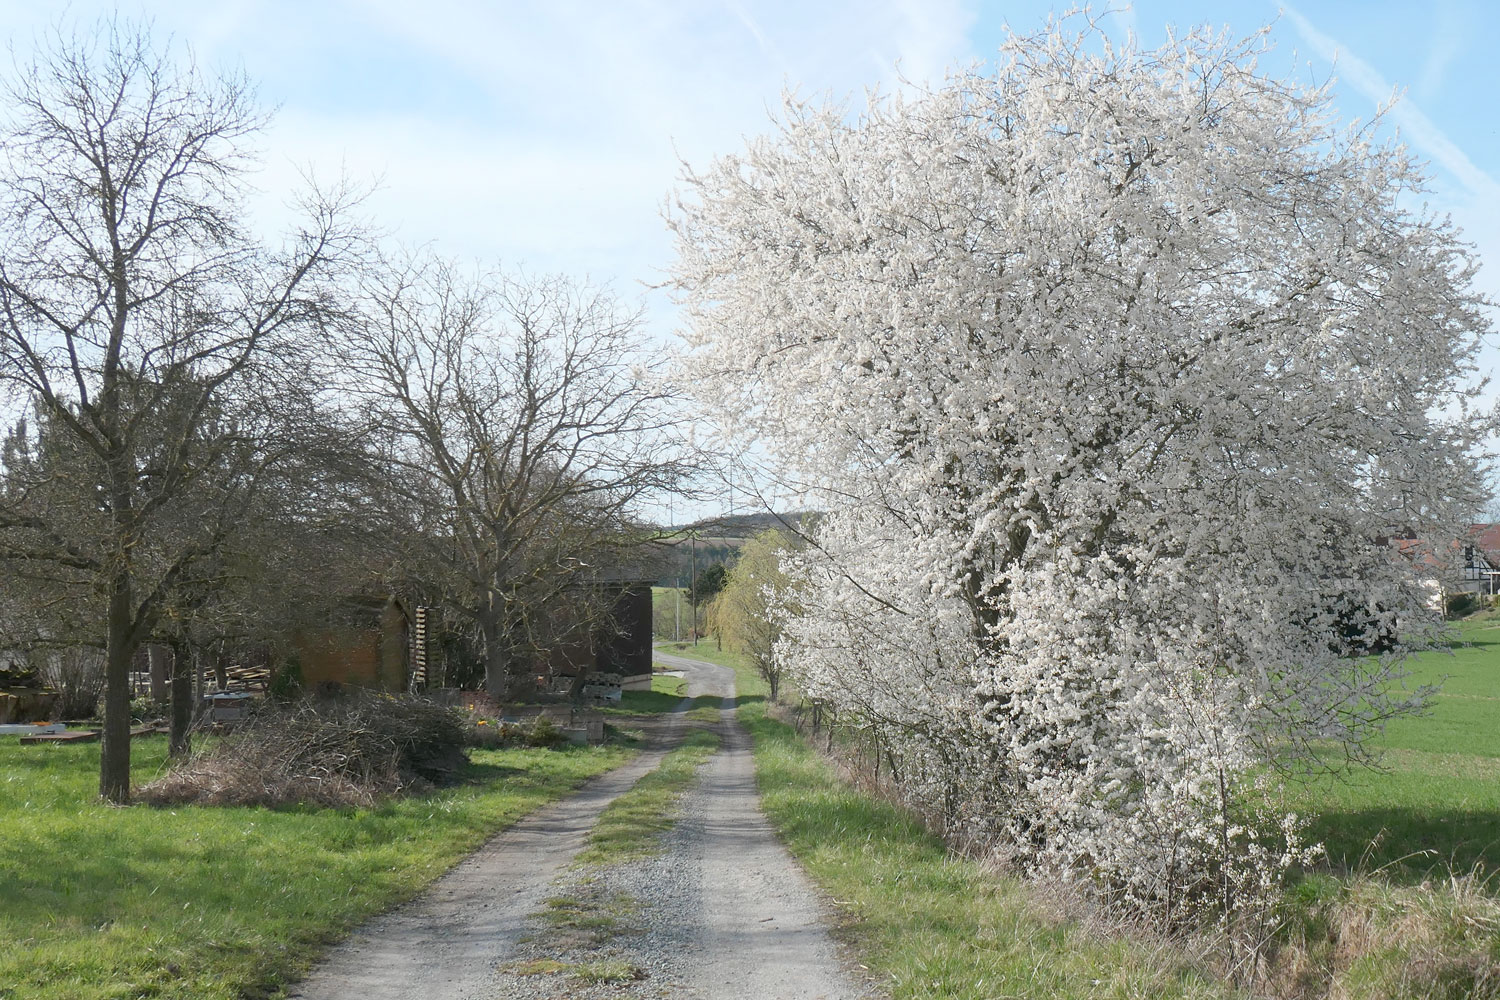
(1262, 871), (1500, 1000)
(139, 695), (470, 807)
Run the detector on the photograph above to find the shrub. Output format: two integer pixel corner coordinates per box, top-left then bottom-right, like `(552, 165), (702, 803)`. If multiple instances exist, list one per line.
(1446, 592), (1481, 619)
(129, 696), (167, 723)
(34, 647), (105, 719)
(139, 694), (470, 808)
(267, 656), (303, 704)
(525, 715), (568, 748)
(465, 717), (527, 750)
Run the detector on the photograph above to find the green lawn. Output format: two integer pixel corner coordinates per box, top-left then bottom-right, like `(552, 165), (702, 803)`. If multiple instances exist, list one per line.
(1290, 617), (1500, 876)
(0, 737), (631, 1000)
(600, 673), (688, 717)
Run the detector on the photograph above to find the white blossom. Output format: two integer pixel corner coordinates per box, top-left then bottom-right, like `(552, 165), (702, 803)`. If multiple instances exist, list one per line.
(671, 19), (1493, 924)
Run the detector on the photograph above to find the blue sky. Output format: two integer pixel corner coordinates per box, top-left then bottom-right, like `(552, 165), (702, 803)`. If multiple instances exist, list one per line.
(2, 1), (1496, 509)
(2, 2), (1493, 302)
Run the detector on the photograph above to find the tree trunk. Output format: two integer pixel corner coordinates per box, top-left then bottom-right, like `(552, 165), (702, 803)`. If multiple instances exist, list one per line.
(507, 649), (536, 701)
(213, 648), (228, 691)
(169, 638), (192, 759)
(99, 569), (135, 803)
(148, 645), (168, 704)
(479, 604), (508, 698)
(193, 643), (205, 708)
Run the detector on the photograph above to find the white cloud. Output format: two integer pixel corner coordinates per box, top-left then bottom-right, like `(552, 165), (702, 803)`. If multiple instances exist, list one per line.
(1417, 8), (1466, 102)
(1107, 4), (1140, 47)
(1282, 3), (1500, 204)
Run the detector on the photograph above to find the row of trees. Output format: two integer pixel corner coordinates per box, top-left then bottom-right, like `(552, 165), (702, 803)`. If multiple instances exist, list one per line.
(0, 22), (693, 801)
(672, 18), (1495, 937)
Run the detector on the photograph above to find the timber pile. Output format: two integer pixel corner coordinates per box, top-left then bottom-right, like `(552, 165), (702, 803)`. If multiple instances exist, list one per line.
(223, 665), (270, 690)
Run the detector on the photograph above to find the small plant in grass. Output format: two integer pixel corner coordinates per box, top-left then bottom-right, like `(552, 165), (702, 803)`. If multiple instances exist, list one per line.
(507, 958), (570, 976)
(504, 956), (647, 983)
(537, 891), (639, 947)
(525, 715), (568, 748)
(571, 959), (648, 984)
(464, 716), (511, 749)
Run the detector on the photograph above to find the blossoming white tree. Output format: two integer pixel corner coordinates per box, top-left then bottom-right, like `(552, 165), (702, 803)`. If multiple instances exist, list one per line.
(671, 21), (1494, 927)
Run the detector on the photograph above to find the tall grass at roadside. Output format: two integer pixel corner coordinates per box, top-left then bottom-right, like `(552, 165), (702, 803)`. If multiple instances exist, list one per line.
(0, 738), (631, 1000)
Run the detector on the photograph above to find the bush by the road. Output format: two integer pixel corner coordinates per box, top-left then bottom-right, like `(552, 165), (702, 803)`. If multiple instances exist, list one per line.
(140, 695), (469, 808)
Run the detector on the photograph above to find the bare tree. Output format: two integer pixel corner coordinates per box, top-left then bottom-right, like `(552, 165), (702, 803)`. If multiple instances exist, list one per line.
(0, 20), (362, 801)
(346, 252), (693, 698)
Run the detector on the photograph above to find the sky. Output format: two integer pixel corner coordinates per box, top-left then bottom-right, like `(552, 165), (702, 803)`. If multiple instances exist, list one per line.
(1, 0), (1496, 515)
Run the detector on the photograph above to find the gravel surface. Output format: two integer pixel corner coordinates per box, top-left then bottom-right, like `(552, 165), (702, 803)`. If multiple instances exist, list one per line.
(288, 652), (882, 1000)
(284, 711), (689, 1000)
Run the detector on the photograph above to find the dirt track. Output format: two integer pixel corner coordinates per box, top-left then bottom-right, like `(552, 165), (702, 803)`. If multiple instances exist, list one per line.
(286, 651), (877, 1000)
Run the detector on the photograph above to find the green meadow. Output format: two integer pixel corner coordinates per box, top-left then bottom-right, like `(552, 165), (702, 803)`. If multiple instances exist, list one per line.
(1292, 616), (1500, 877)
(0, 739), (630, 1000)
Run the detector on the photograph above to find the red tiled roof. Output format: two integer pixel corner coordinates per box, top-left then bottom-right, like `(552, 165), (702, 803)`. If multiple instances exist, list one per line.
(1470, 523), (1500, 558)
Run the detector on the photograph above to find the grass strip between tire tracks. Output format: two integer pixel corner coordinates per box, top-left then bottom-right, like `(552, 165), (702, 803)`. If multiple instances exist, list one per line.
(572, 727), (719, 868)
(502, 713), (721, 989)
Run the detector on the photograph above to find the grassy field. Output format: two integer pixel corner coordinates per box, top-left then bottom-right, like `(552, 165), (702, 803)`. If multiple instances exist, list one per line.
(1291, 616), (1500, 876)
(0, 738), (631, 1000)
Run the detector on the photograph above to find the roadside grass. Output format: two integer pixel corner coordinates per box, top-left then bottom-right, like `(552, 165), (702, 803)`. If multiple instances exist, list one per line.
(726, 657), (1236, 1000)
(657, 639), (743, 673)
(682, 698), (727, 724)
(688, 619), (1500, 999)
(600, 673), (722, 722)
(572, 728), (719, 867)
(650, 672), (687, 697)
(0, 738), (631, 1000)
(602, 681), (682, 716)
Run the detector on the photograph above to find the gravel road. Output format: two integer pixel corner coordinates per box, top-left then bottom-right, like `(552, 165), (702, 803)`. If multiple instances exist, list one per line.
(287, 650), (880, 1000)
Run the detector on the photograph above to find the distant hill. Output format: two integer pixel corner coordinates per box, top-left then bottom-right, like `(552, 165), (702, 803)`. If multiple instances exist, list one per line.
(679, 510), (819, 538)
(649, 511), (818, 585)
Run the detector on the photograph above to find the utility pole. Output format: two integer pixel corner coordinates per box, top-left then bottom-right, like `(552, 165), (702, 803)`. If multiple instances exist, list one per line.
(689, 529), (697, 644)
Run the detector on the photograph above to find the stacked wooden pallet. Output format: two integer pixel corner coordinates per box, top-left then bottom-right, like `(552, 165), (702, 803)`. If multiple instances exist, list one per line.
(19, 724), (167, 744)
